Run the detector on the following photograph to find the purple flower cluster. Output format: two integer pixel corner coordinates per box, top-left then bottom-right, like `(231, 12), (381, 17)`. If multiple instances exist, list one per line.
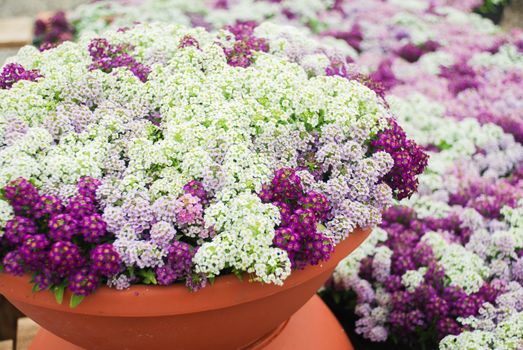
(439, 62), (479, 96)
(323, 23), (364, 52)
(155, 241), (194, 285)
(396, 40), (439, 63)
(449, 178), (519, 219)
(260, 168), (333, 268)
(88, 38), (151, 82)
(183, 180), (209, 206)
(371, 119), (429, 200)
(33, 11), (75, 50)
(0, 63), (42, 90)
(376, 207), (502, 346)
(222, 21), (269, 68)
(0, 177), (122, 298)
(369, 59), (400, 91)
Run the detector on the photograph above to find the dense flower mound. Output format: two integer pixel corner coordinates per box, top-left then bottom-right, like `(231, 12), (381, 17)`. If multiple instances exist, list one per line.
(0, 23), (425, 302)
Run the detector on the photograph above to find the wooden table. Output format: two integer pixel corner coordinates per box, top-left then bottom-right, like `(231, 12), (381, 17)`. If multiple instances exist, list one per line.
(0, 296), (31, 350)
(0, 17), (33, 48)
(0, 317), (38, 350)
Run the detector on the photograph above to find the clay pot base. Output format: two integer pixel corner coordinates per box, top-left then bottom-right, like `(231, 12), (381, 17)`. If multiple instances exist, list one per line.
(30, 295), (354, 350)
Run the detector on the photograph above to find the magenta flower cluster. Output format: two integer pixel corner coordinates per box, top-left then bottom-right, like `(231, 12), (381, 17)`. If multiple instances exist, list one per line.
(439, 62), (480, 96)
(396, 40), (439, 63)
(371, 119), (429, 200)
(222, 21), (269, 68)
(259, 168), (334, 269)
(323, 23), (364, 52)
(0, 63), (42, 90)
(0, 177), (122, 297)
(88, 38), (151, 82)
(33, 11), (75, 51)
(369, 59), (400, 92)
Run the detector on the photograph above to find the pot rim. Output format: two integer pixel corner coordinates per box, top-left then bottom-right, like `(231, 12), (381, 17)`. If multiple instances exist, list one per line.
(0, 227), (371, 317)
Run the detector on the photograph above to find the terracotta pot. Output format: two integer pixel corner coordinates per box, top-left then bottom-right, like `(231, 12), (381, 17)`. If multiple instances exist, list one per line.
(0, 227), (370, 350)
(29, 295), (355, 350)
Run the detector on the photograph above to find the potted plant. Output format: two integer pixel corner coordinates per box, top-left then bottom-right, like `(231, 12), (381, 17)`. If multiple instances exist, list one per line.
(0, 22), (426, 349)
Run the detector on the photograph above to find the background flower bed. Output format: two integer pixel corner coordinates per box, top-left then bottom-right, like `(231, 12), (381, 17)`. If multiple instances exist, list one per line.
(1, 0), (523, 349)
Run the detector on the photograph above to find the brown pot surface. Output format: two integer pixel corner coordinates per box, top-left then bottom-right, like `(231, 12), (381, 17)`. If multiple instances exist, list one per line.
(0, 227), (370, 350)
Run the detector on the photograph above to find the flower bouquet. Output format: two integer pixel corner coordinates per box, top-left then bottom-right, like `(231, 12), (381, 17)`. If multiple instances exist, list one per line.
(0, 22), (426, 349)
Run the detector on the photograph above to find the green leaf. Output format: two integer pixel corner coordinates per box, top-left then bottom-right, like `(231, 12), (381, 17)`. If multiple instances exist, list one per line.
(127, 266), (135, 279)
(233, 270), (243, 282)
(316, 223), (327, 232)
(32, 284), (41, 293)
(69, 294), (85, 309)
(138, 269), (158, 285)
(332, 293), (341, 304)
(52, 285), (65, 305)
(208, 276), (215, 286)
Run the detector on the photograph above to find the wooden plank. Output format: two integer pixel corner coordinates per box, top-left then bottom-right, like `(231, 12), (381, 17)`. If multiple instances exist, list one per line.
(0, 340), (13, 350)
(0, 296), (23, 344)
(16, 318), (38, 350)
(0, 17), (33, 48)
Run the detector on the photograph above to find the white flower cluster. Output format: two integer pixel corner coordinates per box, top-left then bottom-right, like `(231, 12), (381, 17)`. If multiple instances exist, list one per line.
(333, 228), (390, 287)
(194, 192), (290, 284)
(440, 310), (523, 350)
(0, 200), (14, 238)
(401, 267), (427, 292)
(470, 44), (523, 71)
(422, 232), (488, 294)
(254, 22), (356, 74)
